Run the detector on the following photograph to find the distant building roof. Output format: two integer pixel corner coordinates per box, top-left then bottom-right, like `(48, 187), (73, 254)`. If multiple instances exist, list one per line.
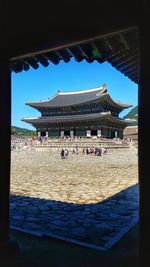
(26, 84), (132, 109)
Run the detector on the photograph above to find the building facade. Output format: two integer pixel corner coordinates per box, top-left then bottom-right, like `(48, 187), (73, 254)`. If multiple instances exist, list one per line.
(22, 84), (133, 139)
(123, 126), (138, 141)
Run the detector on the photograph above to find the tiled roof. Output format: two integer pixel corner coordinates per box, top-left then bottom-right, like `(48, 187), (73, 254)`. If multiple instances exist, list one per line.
(26, 86), (106, 107)
(26, 85), (132, 109)
(22, 112), (131, 126)
(11, 27), (139, 84)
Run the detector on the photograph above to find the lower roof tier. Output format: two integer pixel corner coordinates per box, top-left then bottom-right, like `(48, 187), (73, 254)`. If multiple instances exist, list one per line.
(22, 112), (136, 126)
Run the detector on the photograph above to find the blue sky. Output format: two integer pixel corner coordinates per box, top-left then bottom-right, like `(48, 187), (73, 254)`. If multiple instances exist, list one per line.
(12, 58), (138, 130)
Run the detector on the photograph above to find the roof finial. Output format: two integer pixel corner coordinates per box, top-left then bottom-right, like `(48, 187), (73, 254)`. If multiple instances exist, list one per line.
(57, 89), (60, 94)
(102, 83), (106, 90)
(102, 83), (107, 93)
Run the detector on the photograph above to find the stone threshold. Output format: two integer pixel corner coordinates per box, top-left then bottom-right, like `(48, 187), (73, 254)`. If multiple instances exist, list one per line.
(10, 215), (138, 252)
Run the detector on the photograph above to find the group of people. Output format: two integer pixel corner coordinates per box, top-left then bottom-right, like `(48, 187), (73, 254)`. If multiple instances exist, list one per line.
(72, 145), (79, 155)
(82, 147), (107, 156)
(61, 146), (107, 159)
(61, 148), (69, 159)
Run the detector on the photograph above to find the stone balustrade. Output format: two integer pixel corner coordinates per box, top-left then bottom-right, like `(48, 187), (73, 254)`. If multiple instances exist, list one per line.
(11, 136), (138, 152)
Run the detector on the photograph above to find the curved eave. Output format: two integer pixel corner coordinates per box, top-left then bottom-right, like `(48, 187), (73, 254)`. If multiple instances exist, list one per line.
(22, 112), (129, 126)
(25, 92), (108, 109)
(26, 92), (58, 109)
(105, 95), (132, 109)
(110, 116), (135, 126)
(25, 93), (132, 110)
(123, 119), (138, 126)
(22, 112), (110, 124)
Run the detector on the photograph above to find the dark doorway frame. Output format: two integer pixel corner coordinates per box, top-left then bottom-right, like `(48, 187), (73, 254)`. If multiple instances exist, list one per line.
(0, 2), (149, 266)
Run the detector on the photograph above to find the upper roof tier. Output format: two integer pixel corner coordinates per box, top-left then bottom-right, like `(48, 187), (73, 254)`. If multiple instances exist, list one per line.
(26, 84), (132, 109)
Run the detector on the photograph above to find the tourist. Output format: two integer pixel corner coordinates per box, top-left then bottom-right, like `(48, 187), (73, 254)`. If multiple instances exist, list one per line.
(61, 148), (65, 159)
(64, 148), (69, 159)
(103, 147), (107, 155)
(75, 145), (79, 154)
(98, 147), (102, 156)
(95, 147), (98, 156)
(82, 148), (85, 155)
(72, 148), (76, 154)
(61, 148), (69, 159)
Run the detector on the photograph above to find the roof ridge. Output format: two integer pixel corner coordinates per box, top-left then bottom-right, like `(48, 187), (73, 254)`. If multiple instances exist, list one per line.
(58, 86), (103, 95)
(26, 84), (107, 105)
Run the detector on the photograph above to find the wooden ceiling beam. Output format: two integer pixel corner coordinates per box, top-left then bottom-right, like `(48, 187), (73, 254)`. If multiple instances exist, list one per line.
(10, 26), (137, 61)
(119, 60), (137, 72)
(43, 52), (60, 65)
(79, 43), (94, 63)
(104, 39), (114, 52)
(25, 57), (39, 69)
(23, 62), (30, 71)
(119, 34), (130, 50)
(56, 50), (71, 63)
(109, 49), (137, 64)
(67, 46), (84, 62)
(123, 66), (138, 75)
(115, 55), (137, 68)
(11, 61), (24, 73)
(35, 54), (49, 67)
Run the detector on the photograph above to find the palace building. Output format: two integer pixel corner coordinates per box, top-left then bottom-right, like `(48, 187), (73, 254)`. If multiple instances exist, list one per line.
(22, 84), (133, 139)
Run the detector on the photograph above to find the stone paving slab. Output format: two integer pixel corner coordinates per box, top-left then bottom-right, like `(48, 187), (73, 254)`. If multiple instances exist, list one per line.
(10, 184), (138, 251)
(11, 149), (138, 204)
(10, 148), (138, 250)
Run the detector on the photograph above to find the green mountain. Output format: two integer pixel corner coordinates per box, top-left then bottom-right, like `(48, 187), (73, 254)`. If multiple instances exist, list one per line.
(11, 126), (36, 136)
(124, 106), (138, 120)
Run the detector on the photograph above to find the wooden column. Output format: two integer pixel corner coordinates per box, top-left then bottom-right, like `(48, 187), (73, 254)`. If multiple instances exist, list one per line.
(74, 126), (76, 136)
(109, 127), (112, 139)
(0, 59), (11, 242)
(139, 7), (150, 266)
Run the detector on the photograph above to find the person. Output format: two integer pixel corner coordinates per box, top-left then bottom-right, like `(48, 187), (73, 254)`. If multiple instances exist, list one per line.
(75, 145), (78, 154)
(61, 148), (69, 159)
(72, 148), (76, 154)
(38, 136), (42, 144)
(103, 147), (107, 155)
(95, 147), (98, 156)
(61, 148), (65, 159)
(82, 148), (85, 155)
(64, 148), (69, 159)
(98, 147), (102, 156)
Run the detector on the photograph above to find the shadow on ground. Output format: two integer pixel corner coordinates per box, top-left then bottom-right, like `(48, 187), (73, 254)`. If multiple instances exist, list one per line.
(10, 184), (139, 251)
(0, 184), (139, 267)
(0, 224), (139, 267)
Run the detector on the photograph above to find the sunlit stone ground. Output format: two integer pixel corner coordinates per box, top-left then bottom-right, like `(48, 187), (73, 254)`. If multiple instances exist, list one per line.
(10, 148), (138, 204)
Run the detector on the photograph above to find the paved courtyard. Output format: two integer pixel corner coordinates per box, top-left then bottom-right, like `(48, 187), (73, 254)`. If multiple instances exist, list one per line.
(10, 148), (138, 250)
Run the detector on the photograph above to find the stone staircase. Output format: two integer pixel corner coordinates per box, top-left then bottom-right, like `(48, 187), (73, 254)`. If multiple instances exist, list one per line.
(11, 137), (138, 152)
(34, 138), (130, 152)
